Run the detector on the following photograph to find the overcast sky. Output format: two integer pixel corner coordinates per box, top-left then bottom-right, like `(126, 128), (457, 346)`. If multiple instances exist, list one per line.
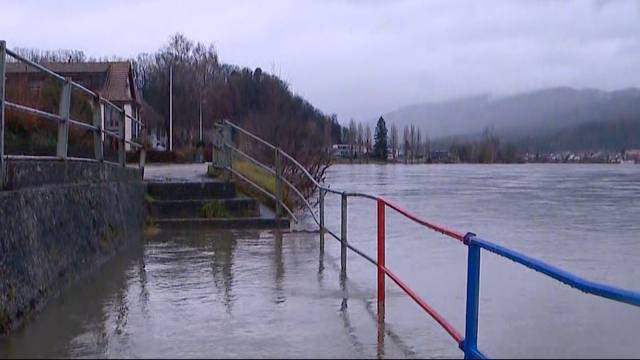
(2, 0), (640, 123)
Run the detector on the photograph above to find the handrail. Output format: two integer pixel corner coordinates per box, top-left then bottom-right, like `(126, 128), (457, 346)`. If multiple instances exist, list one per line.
(226, 165), (298, 222)
(225, 141), (319, 223)
(219, 119), (640, 359)
(5, 48), (66, 82)
(1, 42), (145, 174)
(468, 236), (640, 307)
(224, 119), (277, 151)
(225, 142), (276, 175)
(380, 196), (466, 242)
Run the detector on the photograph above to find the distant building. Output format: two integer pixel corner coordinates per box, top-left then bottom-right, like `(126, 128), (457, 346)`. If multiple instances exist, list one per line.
(625, 149), (640, 163)
(430, 150), (451, 163)
(332, 144), (355, 158)
(6, 61), (143, 150)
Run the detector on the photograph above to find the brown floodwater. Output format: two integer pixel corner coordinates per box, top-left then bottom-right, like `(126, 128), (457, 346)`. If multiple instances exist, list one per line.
(1, 164), (639, 358)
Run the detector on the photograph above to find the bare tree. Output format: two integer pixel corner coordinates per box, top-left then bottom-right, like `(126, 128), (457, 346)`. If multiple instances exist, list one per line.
(357, 122), (364, 160)
(390, 123), (398, 161)
(365, 124), (372, 161)
(348, 119), (357, 160)
(409, 124), (416, 163)
(423, 135), (431, 163)
(416, 127), (422, 163)
(403, 125), (410, 164)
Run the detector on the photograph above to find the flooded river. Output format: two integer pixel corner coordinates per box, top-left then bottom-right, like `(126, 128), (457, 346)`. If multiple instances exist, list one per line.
(1, 164), (639, 358)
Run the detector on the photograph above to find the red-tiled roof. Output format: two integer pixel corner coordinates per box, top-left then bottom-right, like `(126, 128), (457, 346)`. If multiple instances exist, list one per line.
(6, 61), (137, 104)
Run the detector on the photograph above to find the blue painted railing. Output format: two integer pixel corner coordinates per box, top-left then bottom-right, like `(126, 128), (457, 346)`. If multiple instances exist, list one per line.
(459, 232), (640, 358)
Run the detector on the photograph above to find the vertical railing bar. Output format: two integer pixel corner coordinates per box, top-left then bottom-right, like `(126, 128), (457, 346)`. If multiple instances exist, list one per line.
(92, 96), (103, 163)
(377, 199), (386, 306)
(463, 235), (481, 359)
(0, 40), (6, 189)
(56, 77), (71, 159)
(275, 147), (283, 219)
(118, 111), (125, 166)
(223, 122), (232, 181)
(319, 187), (325, 253)
(139, 127), (146, 177)
(341, 192), (348, 276)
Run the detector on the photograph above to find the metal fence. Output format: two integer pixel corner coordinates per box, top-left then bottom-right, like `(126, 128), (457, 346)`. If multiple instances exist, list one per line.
(212, 119), (640, 359)
(0, 41), (145, 188)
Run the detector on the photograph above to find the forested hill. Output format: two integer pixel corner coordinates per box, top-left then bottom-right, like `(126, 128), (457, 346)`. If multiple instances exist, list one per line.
(384, 87), (640, 151)
(136, 34), (342, 151)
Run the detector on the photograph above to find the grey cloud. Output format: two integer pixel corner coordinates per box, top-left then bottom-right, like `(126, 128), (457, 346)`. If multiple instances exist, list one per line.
(1, 0), (639, 123)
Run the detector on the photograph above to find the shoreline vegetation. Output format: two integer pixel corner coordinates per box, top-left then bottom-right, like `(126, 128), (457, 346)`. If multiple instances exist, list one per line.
(337, 118), (638, 165)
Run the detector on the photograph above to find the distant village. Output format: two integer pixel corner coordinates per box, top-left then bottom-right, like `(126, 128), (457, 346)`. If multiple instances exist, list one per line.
(332, 144), (640, 164)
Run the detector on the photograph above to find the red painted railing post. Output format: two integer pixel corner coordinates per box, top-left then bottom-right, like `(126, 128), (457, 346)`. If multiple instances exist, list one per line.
(377, 198), (385, 305)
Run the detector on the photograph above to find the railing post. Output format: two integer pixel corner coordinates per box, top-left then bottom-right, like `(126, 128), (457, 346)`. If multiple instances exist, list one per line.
(139, 127), (147, 177)
(377, 198), (386, 306)
(92, 97), (103, 162)
(340, 192), (348, 276)
(463, 234), (481, 359)
(212, 121), (221, 167)
(118, 110), (125, 166)
(221, 122), (232, 181)
(319, 188), (325, 253)
(212, 120), (227, 179)
(56, 77), (72, 159)
(274, 147), (283, 219)
(0, 40), (6, 189)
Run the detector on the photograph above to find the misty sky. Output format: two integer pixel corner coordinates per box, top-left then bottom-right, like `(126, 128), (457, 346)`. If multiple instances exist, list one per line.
(2, 0), (640, 123)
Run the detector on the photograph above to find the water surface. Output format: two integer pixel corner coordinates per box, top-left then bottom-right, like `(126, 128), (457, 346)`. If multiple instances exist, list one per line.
(1, 164), (639, 358)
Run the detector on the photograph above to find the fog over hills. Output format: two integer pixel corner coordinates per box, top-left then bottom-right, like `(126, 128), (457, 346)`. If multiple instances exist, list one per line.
(382, 87), (640, 150)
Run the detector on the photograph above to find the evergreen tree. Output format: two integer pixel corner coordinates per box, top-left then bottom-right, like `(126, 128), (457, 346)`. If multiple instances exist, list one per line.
(373, 116), (389, 161)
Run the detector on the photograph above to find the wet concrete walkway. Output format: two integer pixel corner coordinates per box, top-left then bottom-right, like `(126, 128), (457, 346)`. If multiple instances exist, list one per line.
(0, 228), (415, 358)
(143, 163), (212, 183)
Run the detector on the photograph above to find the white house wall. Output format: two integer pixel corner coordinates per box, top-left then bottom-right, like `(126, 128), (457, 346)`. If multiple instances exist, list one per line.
(124, 104), (132, 151)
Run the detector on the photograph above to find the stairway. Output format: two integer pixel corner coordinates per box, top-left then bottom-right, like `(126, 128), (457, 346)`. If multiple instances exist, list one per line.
(146, 180), (290, 229)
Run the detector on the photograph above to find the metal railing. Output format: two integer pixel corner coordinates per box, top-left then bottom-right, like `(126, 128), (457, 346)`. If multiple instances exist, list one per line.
(214, 118), (640, 359)
(0, 41), (146, 187)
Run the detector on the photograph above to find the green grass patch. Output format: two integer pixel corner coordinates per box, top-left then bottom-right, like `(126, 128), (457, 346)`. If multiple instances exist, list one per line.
(200, 201), (230, 218)
(231, 159), (292, 209)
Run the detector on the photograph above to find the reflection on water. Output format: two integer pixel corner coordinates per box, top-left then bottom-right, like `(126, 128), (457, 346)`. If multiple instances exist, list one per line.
(0, 228), (409, 358)
(1, 164), (639, 358)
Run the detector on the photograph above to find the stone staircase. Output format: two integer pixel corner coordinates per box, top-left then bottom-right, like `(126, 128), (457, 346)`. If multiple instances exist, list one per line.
(146, 180), (290, 229)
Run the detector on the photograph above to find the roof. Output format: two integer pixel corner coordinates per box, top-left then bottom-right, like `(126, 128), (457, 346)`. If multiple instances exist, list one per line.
(6, 61), (138, 104)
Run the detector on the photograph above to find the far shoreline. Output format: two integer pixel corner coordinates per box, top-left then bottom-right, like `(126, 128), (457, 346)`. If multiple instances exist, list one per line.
(331, 160), (638, 165)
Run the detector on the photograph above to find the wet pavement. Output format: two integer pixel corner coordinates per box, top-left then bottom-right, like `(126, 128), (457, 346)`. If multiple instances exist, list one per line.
(0, 228), (412, 358)
(144, 163), (212, 183)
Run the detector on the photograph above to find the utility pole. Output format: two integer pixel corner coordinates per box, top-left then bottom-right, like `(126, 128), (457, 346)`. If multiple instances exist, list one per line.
(169, 64), (173, 152)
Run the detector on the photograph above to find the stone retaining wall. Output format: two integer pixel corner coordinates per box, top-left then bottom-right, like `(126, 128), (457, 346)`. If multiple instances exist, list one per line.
(0, 160), (144, 335)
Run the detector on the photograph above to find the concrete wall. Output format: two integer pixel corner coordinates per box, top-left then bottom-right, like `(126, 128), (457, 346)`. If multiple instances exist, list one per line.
(0, 160), (145, 335)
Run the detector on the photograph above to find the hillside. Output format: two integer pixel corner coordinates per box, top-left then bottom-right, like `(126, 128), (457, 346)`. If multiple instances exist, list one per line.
(383, 87), (640, 151)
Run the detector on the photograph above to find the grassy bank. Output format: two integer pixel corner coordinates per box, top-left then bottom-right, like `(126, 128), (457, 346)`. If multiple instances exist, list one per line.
(228, 159), (293, 210)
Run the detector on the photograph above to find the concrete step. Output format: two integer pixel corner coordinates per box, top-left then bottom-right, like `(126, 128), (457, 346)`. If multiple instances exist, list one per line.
(153, 217), (290, 230)
(146, 181), (236, 200)
(148, 198), (259, 219)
